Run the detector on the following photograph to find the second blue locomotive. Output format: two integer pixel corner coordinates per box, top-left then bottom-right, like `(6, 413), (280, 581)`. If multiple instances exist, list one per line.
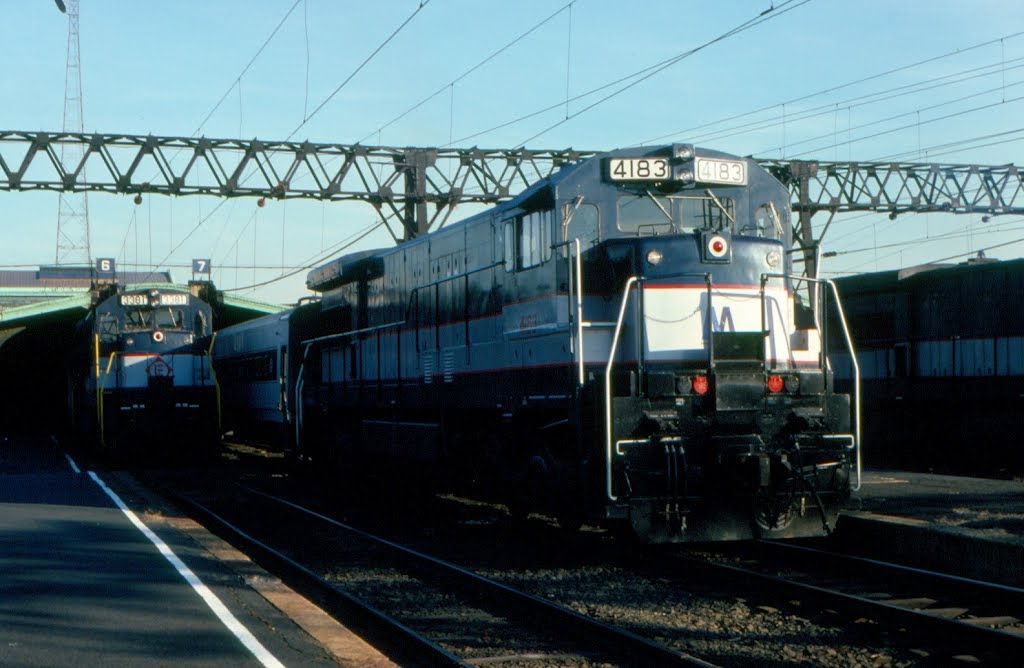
(215, 143), (860, 542)
(66, 283), (220, 460)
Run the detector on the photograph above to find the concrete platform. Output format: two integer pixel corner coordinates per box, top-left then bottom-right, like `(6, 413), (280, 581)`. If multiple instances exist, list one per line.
(0, 433), (392, 667)
(835, 469), (1024, 585)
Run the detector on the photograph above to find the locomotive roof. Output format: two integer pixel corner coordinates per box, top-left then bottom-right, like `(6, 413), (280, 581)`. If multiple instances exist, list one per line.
(305, 247), (387, 292)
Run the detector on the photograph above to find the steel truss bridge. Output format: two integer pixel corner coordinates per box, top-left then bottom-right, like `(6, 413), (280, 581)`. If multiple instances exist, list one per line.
(2, 130), (1023, 277)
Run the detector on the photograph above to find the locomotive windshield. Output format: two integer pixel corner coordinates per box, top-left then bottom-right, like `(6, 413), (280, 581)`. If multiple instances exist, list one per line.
(123, 307), (186, 330)
(617, 192), (736, 236)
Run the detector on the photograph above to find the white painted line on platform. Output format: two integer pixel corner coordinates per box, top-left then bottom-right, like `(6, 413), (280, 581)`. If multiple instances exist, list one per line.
(64, 454), (81, 474)
(87, 471), (284, 668)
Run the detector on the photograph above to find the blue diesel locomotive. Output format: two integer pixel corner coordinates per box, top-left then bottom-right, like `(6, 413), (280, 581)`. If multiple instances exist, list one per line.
(66, 283), (220, 460)
(217, 144), (860, 542)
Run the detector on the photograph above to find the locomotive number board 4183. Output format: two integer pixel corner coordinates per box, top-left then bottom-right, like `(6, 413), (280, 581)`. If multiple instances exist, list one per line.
(695, 157), (747, 185)
(606, 157), (747, 185)
(607, 157), (671, 181)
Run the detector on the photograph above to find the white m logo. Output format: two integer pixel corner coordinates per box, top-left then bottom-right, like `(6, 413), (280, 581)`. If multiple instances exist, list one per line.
(708, 305), (735, 332)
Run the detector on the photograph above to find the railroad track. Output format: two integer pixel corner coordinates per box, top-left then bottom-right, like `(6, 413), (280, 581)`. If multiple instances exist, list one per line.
(671, 540), (1024, 663)
(153, 476), (717, 667)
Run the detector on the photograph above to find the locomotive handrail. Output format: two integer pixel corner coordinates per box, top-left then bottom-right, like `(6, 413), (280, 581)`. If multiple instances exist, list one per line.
(301, 319), (407, 347)
(96, 350), (119, 449)
(605, 276), (638, 502)
(551, 238), (585, 386)
(293, 260), (505, 452)
(208, 331), (222, 436)
(404, 260), (504, 352)
(761, 273), (862, 492)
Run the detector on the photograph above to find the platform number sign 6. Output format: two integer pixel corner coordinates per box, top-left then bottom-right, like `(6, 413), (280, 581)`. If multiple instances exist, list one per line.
(96, 258), (115, 275)
(192, 259), (211, 275)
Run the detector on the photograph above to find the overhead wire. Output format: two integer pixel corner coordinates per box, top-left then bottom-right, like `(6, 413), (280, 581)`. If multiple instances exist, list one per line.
(287, 0), (432, 142)
(450, 0), (812, 147)
(688, 57), (1024, 149)
(143, 1), (432, 288)
(189, 0), (303, 140)
(759, 83), (1024, 158)
(824, 216), (1024, 274)
(637, 30), (1024, 147)
(224, 216), (389, 294)
(357, 1), (576, 145)
(124, 0), (304, 279)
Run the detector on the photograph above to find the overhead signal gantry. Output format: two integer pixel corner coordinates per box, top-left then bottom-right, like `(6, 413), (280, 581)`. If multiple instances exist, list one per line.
(2, 130), (1023, 278)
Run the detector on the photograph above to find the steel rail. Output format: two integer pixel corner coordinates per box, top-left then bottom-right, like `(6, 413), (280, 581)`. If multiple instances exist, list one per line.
(755, 540), (1024, 618)
(155, 483), (470, 667)
(671, 546), (1024, 661)
(240, 484), (718, 668)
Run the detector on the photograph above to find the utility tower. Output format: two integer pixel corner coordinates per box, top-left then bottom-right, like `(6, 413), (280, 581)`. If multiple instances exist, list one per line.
(54, 0), (91, 265)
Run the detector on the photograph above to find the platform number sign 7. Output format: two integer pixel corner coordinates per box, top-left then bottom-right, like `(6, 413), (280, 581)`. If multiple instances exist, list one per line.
(192, 259), (211, 275)
(96, 258), (115, 275)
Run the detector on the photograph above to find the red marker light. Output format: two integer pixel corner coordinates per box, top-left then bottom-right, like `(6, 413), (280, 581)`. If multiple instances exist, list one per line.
(707, 234), (729, 258)
(691, 375), (709, 395)
(767, 374), (784, 393)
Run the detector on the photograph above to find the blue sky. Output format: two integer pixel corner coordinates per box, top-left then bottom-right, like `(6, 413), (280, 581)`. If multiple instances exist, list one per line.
(2, 0), (1023, 303)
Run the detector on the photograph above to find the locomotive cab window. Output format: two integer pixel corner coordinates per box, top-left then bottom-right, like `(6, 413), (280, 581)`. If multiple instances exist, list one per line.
(617, 192), (736, 235)
(563, 203), (600, 256)
(155, 308), (184, 329)
(99, 313), (118, 342)
(739, 202), (783, 239)
(505, 210), (552, 271)
(677, 193), (735, 232)
(124, 309), (152, 331)
(617, 193), (673, 235)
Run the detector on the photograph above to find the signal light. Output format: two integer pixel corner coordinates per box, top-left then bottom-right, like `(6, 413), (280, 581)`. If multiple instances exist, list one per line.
(691, 375), (709, 395)
(767, 374), (784, 393)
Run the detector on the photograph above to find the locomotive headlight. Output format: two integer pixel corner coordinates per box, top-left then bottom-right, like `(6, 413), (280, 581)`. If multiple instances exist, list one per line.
(766, 250), (781, 268)
(646, 249), (664, 266)
(673, 167), (695, 184)
(672, 143), (695, 161)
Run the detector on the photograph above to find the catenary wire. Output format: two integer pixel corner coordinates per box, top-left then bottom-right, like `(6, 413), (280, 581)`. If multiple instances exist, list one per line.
(357, 1), (577, 145)
(637, 30), (1024, 147)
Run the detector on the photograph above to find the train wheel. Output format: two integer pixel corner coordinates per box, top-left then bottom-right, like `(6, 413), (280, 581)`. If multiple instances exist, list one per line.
(506, 458), (544, 524)
(556, 506), (583, 532)
(506, 486), (531, 523)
